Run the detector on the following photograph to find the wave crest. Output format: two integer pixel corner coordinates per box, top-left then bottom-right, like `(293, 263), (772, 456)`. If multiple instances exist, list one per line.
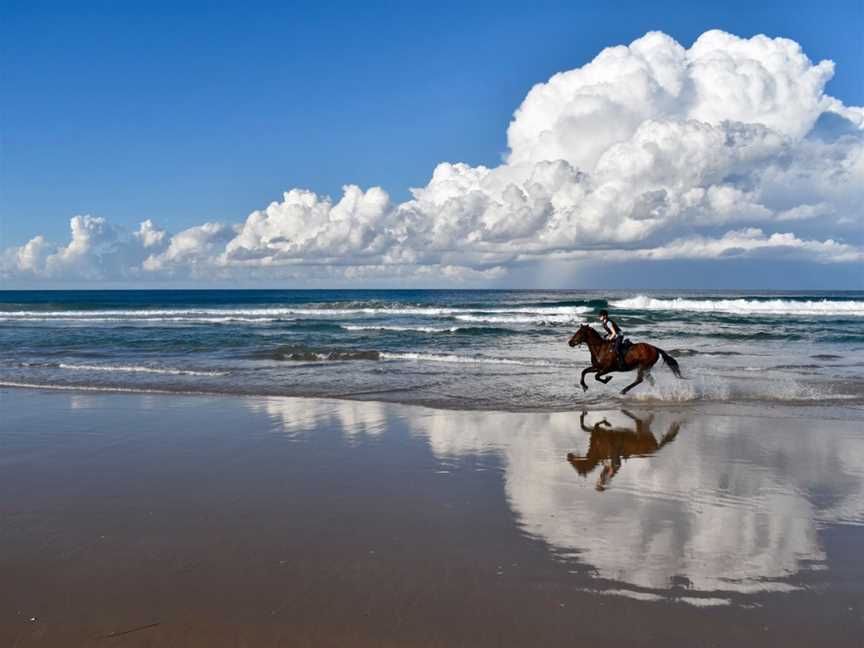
(55, 363), (228, 376)
(612, 296), (864, 316)
(380, 352), (569, 367)
(0, 305), (592, 321)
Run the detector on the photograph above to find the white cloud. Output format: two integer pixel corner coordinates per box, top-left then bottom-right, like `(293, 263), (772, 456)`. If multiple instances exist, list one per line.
(143, 222), (235, 274)
(3, 214), (170, 281)
(642, 228), (863, 262)
(224, 185), (392, 264)
(538, 228), (863, 263)
(47, 215), (118, 277)
(15, 235), (52, 273)
(135, 219), (167, 248)
(2, 29), (862, 283)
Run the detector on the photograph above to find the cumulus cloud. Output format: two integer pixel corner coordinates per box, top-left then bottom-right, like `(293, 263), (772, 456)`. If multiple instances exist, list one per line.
(135, 219), (167, 248)
(2, 215), (162, 280)
(2, 29), (862, 283)
(224, 186), (392, 264)
(143, 222), (235, 273)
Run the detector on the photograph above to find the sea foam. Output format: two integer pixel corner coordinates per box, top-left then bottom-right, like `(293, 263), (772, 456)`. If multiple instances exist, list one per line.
(612, 296), (864, 316)
(0, 305), (591, 320)
(57, 363), (228, 376)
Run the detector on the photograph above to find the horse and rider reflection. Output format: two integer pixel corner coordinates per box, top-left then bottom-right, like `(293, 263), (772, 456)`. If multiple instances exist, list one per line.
(567, 410), (681, 491)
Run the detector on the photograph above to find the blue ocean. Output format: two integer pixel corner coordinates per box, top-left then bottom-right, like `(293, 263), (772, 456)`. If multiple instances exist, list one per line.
(1, 289), (863, 410)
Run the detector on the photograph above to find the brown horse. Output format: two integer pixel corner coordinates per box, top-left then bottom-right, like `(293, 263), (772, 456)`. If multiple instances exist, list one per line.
(568, 324), (683, 395)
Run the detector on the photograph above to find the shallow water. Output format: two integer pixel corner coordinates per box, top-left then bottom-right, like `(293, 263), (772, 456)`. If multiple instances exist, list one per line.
(1, 289), (863, 410)
(2, 390), (862, 645)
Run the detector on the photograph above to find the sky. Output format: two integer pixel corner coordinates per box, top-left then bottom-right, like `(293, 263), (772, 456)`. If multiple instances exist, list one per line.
(1, 0), (863, 288)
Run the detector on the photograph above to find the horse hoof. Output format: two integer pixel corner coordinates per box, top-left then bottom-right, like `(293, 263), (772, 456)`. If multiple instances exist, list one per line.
(581, 385), (588, 392)
(620, 389), (628, 395)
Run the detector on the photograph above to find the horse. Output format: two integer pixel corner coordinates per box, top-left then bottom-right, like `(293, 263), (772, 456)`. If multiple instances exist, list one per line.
(567, 323), (683, 395)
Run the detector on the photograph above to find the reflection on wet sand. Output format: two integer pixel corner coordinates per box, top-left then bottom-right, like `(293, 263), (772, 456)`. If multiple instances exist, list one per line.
(248, 397), (390, 440)
(567, 411), (680, 491)
(250, 397), (864, 605)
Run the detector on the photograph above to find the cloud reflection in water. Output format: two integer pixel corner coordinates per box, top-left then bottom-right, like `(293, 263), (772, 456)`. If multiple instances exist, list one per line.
(248, 397), (864, 602)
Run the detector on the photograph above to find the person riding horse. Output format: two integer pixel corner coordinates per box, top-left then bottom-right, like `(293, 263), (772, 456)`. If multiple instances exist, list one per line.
(568, 318), (683, 395)
(598, 309), (626, 369)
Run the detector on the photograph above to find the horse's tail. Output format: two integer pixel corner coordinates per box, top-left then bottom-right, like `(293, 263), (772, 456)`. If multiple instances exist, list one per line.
(657, 348), (684, 379)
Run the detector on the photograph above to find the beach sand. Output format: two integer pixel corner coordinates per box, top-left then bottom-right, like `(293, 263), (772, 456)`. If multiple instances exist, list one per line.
(1, 388), (862, 646)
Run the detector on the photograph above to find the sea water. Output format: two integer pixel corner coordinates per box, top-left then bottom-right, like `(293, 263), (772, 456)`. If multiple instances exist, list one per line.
(1, 289), (863, 410)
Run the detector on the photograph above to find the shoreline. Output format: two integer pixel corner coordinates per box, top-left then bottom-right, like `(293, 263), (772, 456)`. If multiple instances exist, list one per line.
(3, 380), (863, 416)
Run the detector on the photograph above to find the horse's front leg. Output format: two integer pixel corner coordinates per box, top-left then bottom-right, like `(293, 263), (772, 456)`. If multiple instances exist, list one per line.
(620, 367), (645, 395)
(595, 370), (613, 384)
(580, 366), (596, 392)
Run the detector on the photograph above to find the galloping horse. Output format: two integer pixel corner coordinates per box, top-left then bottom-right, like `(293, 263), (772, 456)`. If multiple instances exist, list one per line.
(568, 324), (683, 395)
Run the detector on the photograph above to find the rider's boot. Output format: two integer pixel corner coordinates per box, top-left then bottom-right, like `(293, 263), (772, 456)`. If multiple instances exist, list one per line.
(615, 340), (626, 370)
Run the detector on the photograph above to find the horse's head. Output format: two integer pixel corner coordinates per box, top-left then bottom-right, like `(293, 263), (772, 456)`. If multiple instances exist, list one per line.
(568, 324), (589, 348)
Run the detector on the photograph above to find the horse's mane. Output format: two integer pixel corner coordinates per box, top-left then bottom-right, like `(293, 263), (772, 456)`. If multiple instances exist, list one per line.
(580, 323), (604, 341)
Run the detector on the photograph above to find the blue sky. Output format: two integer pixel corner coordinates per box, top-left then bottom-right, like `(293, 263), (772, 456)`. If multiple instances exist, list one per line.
(1, 0), (863, 287)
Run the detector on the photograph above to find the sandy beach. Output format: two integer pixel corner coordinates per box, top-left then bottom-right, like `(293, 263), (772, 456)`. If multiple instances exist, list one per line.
(2, 387), (863, 646)
(4, 0), (864, 640)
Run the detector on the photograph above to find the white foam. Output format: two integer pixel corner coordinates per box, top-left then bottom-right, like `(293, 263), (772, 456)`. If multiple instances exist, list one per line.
(0, 316), (288, 324)
(380, 352), (568, 367)
(627, 372), (858, 403)
(344, 325), (458, 333)
(630, 374), (731, 402)
(576, 588), (666, 603)
(612, 296), (864, 316)
(57, 363), (228, 376)
(0, 305), (591, 321)
(454, 314), (579, 324)
(0, 381), (179, 395)
(674, 596), (733, 608)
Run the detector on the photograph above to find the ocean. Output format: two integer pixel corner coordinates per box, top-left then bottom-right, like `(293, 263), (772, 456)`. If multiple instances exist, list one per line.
(1, 289), (863, 410)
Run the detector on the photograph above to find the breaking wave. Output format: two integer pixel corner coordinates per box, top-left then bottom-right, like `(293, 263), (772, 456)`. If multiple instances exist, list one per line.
(344, 324), (458, 334)
(612, 296), (864, 316)
(379, 352), (571, 367)
(0, 305), (591, 321)
(55, 363), (228, 376)
(249, 346), (382, 362)
(453, 314), (580, 325)
(344, 324), (517, 335)
(249, 346), (571, 367)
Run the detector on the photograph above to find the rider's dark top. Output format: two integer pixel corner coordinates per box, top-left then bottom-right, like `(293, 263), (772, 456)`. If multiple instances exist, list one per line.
(603, 318), (622, 339)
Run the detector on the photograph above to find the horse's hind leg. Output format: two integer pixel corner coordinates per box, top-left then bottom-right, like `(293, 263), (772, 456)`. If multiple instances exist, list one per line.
(621, 368), (645, 395)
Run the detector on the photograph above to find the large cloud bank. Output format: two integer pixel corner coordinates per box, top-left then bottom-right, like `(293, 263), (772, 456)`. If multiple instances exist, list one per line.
(4, 30), (863, 283)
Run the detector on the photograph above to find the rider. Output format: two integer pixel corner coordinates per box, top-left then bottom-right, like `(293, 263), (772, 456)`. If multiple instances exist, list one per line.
(598, 309), (626, 369)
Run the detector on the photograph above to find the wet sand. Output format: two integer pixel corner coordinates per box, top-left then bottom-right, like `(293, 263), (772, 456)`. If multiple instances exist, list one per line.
(1, 389), (863, 646)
